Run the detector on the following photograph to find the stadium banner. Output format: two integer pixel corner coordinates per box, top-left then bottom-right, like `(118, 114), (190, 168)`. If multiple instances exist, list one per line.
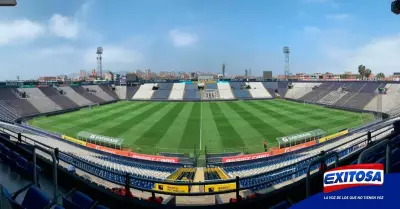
(317, 129), (349, 144)
(77, 131), (124, 146)
(276, 129), (325, 147)
(271, 140), (316, 155)
(86, 143), (130, 157)
(129, 152), (179, 163)
(222, 152), (272, 163)
(61, 135), (87, 146)
(154, 183), (189, 194)
(205, 182), (236, 193)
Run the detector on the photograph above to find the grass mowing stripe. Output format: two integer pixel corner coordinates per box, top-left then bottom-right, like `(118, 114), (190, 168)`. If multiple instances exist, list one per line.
(269, 100), (351, 117)
(42, 102), (128, 124)
(246, 101), (320, 131)
(98, 103), (167, 136)
(179, 103), (200, 149)
(209, 102), (245, 148)
(226, 102), (287, 138)
(134, 103), (186, 146)
(61, 102), (150, 134)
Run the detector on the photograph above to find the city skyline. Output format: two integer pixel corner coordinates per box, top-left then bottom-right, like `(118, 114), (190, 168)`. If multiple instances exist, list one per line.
(0, 1), (399, 80)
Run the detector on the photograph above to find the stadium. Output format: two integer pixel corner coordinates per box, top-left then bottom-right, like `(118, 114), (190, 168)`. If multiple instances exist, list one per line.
(1, 79), (400, 209)
(2, 1), (400, 209)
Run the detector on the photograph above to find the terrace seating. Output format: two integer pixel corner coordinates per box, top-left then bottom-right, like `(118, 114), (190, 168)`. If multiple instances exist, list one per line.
(206, 83), (218, 89)
(151, 90), (172, 100)
(126, 86), (140, 100)
(277, 82), (289, 97)
(158, 83), (174, 90)
(318, 90), (348, 105)
(217, 83), (235, 99)
(58, 86), (93, 106)
(3, 99), (40, 116)
(285, 83), (321, 99)
(183, 84), (200, 100)
(82, 85), (115, 102)
(114, 86), (127, 99)
(39, 87), (79, 109)
(19, 88), (63, 113)
(230, 82), (251, 99)
(71, 86), (106, 104)
(98, 85), (119, 100)
(169, 83), (185, 100)
(132, 84), (154, 100)
(248, 82), (272, 99)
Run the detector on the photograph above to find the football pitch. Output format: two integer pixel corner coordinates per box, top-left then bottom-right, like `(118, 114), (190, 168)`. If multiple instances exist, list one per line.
(28, 100), (375, 155)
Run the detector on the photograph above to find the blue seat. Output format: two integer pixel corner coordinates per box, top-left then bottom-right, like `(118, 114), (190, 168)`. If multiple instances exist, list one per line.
(63, 190), (95, 209)
(2, 186), (51, 209)
(94, 205), (110, 209)
(21, 186), (51, 209)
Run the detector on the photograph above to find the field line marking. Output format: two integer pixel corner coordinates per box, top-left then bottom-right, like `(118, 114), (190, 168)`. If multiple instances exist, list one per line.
(200, 102), (203, 150)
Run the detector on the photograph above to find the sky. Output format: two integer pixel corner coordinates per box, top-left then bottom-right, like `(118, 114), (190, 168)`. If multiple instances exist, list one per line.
(0, 0), (399, 80)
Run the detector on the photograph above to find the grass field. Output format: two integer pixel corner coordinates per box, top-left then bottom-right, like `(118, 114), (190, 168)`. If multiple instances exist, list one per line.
(28, 99), (375, 155)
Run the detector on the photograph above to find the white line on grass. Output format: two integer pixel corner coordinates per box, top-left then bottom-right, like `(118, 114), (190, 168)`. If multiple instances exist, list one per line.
(199, 102), (203, 150)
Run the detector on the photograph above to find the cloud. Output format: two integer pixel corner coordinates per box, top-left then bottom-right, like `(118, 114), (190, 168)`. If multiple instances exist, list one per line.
(0, 19), (45, 45)
(169, 29), (198, 47)
(326, 13), (350, 20)
(48, 14), (79, 39)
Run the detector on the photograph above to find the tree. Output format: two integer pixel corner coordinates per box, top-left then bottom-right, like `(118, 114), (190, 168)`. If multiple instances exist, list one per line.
(364, 69), (371, 80)
(340, 74), (350, 79)
(358, 65), (366, 80)
(376, 72), (385, 80)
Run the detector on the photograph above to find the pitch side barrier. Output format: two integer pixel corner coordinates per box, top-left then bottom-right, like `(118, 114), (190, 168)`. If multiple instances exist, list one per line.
(0, 121), (394, 199)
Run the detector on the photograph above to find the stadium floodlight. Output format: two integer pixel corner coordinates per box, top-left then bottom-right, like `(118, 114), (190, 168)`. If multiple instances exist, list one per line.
(96, 47), (103, 80)
(0, 0), (17, 6)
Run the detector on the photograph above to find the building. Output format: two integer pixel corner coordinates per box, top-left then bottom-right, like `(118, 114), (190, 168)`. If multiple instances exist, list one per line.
(263, 71), (273, 79)
(126, 73), (137, 82)
(222, 63), (226, 78)
(245, 69), (248, 77)
(80, 70), (87, 80)
(104, 72), (114, 81)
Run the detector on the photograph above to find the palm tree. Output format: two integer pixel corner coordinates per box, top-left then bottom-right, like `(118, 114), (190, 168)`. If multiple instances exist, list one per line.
(376, 72), (385, 80)
(358, 65), (366, 80)
(364, 69), (371, 80)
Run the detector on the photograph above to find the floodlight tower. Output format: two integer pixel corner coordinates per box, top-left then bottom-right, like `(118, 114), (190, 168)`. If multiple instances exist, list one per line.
(96, 47), (103, 79)
(222, 63), (226, 78)
(283, 46), (290, 80)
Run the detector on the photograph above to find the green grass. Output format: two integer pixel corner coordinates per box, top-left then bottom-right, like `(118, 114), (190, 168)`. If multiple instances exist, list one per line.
(28, 100), (375, 155)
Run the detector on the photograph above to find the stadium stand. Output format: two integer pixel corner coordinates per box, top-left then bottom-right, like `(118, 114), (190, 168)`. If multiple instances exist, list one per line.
(248, 82), (272, 99)
(152, 83), (173, 100)
(169, 83), (185, 100)
(39, 87), (79, 109)
(126, 86), (139, 100)
(285, 83), (321, 100)
(365, 83), (400, 114)
(217, 83), (235, 99)
(58, 86), (93, 106)
(166, 168), (196, 181)
(71, 86), (106, 104)
(82, 85), (115, 102)
(183, 84), (201, 100)
(205, 83), (218, 89)
(318, 90), (348, 105)
(114, 85), (127, 100)
(262, 82), (277, 98)
(132, 83), (154, 100)
(277, 82), (289, 97)
(17, 88), (63, 113)
(230, 82), (251, 99)
(0, 101), (20, 122)
(204, 167), (229, 180)
(98, 85), (119, 100)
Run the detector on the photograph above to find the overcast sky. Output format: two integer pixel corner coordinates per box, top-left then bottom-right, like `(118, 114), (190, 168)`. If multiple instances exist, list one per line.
(0, 0), (399, 80)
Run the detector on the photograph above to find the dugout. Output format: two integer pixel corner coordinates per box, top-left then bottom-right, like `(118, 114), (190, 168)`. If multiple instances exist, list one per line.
(77, 131), (124, 149)
(276, 129), (325, 148)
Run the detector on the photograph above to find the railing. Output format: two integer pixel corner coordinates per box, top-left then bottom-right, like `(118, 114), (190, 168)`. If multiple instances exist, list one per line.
(0, 119), (396, 200)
